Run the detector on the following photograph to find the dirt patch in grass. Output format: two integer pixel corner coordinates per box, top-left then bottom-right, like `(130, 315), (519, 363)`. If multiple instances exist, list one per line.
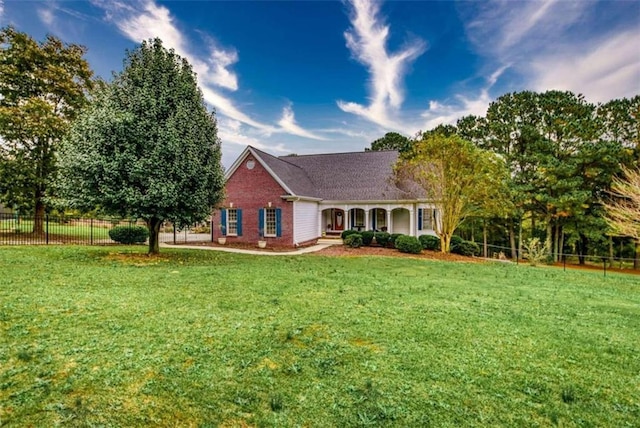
(104, 252), (171, 265)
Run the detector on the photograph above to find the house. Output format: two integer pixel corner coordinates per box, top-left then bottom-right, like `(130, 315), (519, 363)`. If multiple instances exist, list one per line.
(213, 146), (440, 247)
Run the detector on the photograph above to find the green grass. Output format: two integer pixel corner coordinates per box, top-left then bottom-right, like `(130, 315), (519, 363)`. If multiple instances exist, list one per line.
(0, 219), (112, 240)
(1, 246), (638, 427)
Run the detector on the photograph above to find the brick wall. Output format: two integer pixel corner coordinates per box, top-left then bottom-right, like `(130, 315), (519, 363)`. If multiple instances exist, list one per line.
(213, 154), (295, 246)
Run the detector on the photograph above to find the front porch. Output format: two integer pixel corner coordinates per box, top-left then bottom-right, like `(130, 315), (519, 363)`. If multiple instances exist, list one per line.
(320, 204), (421, 237)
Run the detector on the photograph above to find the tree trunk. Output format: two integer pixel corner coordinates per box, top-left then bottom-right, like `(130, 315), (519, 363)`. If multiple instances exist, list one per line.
(33, 195), (45, 235)
(517, 219), (523, 262)
(608, 236), (614, 268)
(147, 217), (163, 254)
(578, 234), (588, 265)
(546, 217), (553, 260)
(509, 221), (517, 261)
(441, 233), (451, 253)
(634, 241), (639, 270)
(553, 220), (560, 262)
(559, 228), (565, 264)
(483, 220), (488, 258)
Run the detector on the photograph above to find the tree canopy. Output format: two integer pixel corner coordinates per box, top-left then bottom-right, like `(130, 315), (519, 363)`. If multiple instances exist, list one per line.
(604, 166), (640, 241)
(367, 132), (411, 153)
(58, 38), (225, 254)
(395, 133), (508, 253)
(0, 27), (93, 232)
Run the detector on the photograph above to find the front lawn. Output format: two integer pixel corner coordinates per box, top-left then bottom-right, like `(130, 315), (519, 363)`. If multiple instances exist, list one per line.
(0, 246), (638, 426)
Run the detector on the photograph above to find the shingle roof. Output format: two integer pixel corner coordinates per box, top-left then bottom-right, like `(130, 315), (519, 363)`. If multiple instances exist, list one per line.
(250, 146), (421, 201)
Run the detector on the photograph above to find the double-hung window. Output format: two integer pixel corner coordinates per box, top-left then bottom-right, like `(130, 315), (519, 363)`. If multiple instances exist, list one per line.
(418, 208), (435, 231)
(227, 208), (238, 236)
(259, 207), (281, 238)
(221, 208), (242, 236)
(264, 208), (277, 237)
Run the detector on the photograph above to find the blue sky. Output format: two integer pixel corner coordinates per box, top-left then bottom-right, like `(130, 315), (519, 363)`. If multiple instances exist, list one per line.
(2, 0), (639, 167)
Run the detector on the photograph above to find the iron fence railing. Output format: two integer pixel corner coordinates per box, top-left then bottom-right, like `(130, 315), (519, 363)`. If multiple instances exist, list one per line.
(0, 214), (214, 246)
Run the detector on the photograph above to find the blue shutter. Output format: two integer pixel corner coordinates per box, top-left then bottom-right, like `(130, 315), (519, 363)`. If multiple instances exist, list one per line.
(276, 208), (282, 237)
(258, 208), (264, 237)
(237, 209), (243, 236)
(418, 208), (423, 231)
(220, 208), (227, 236)
(371, 209), (376, 230)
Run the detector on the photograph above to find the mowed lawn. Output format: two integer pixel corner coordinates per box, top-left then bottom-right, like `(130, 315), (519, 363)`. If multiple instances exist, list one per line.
(0, 247), (638, 427)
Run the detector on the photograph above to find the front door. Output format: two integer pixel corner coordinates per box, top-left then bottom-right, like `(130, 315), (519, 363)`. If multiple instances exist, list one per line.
(333, 209), (345, 231)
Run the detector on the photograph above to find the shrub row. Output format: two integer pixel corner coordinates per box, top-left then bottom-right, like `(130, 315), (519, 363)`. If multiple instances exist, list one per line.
(342, 229), (480, 257)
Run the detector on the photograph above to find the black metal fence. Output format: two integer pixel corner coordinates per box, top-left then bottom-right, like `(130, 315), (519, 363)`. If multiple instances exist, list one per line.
(0, 214), (214, 246)
(482, 243), (639, 275)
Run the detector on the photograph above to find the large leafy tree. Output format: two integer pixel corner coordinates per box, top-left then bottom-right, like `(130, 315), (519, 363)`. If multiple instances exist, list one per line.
(58, 38), (225, 254)
(602, 165), (640, 269)
(367, 132), (411, 152)
(395, 133), (507, 253)
(603, 166), (640, 239)
(0, 27), (93, 232)
(459, 90), (628, 263)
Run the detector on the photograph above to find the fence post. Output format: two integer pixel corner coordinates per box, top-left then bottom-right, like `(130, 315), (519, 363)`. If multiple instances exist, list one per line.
(90, 218), (94, 245)
(45, 215), (49, 245)
(173, 224), (176, 245)
(603, 257), (607, 277)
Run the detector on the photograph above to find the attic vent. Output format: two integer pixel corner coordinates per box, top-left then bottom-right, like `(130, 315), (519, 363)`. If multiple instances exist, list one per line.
(246, 159), (255, 170)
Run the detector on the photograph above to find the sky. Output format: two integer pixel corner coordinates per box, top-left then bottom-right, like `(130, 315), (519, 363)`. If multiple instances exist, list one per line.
(2, 0), (639, 167)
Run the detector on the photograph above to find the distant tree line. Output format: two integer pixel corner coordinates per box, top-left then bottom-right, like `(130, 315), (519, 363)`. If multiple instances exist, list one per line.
(374, 91), (639, 266)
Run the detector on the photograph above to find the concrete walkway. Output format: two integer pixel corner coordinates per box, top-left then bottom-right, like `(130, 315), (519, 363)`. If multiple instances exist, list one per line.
(160, 242), (334, 256)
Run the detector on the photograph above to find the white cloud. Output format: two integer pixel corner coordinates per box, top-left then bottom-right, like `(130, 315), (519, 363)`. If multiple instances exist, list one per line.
(531, 30), (640, 102)
(37, 7), (55, 26)
(460, 0), (640, 103)
(337, 0), (426, 129)
(90, 0), (324, 157)
(0, 1), (4, 19)
(277, 104), (327, 141)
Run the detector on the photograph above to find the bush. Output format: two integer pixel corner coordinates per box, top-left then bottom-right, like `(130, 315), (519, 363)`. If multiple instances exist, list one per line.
(395, 235), (422, 254)
(419, 234), (440, 251)
(451, 240), (480, 257)
(341, 229), (359, 239)
(108, 225), (149, 244)
(389, 233), (404, 248)
(361, 230), (375, 246)
(374, 232), (391, 247)
(344, 233), (363, 248)
(450, 235), (464, 250)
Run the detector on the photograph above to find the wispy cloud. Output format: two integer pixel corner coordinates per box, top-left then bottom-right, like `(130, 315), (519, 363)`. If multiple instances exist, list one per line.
(0, 1), (4, 21)
(337, 0), (426, 130)
(90, 0), (322, 144)
(460, 0), (639, 103)
(277, 103), (327, 141)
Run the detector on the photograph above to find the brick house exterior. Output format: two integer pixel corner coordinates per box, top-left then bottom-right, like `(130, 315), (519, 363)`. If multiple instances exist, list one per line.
(213, 146), (440, 247)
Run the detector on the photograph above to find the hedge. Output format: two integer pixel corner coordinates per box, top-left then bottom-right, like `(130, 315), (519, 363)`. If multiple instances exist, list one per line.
(344, 233), (363, 248)
(395, 235), (422, 254)
(419, 234), (440, 251)
(108, 225), (149, 244)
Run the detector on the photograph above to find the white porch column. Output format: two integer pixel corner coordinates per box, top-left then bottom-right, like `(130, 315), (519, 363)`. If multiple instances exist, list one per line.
(318, 208), (323, 236)
(365, 209), (370, 231)
(386, 208), (392, 233)
(409, 208), (415, 236)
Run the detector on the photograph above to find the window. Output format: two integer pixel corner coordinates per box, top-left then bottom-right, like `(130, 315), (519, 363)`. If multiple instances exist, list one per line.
(351, 209), (364, 228)
(221, 208), (242, 236)
(418, 208), (435, 230)
(264, 208), (277, 237)
(227, 208), (238, 235)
